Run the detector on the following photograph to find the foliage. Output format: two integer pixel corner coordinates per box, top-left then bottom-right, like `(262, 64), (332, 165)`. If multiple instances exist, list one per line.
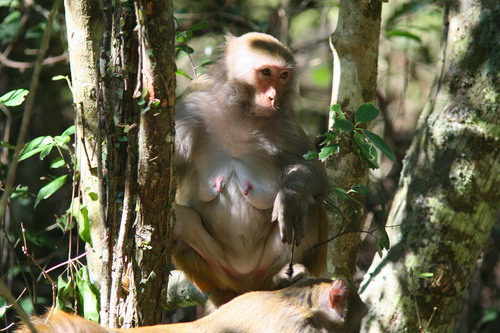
(306, 102), (396, 168)
(1, 0), (491, 331)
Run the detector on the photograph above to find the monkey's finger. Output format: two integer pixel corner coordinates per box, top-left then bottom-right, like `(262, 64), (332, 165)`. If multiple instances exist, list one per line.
(282, 210), (299, 245)
(294, 213), (307, 246)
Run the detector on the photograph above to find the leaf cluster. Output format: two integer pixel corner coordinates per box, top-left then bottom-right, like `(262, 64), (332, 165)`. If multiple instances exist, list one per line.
(18, 126), (74, 208)
(305, 102), (396, 169)
(175, 22), (209, 80)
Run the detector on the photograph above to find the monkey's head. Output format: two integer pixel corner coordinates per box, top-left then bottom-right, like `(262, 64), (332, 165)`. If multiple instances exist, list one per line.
(224, 33), (296, 117)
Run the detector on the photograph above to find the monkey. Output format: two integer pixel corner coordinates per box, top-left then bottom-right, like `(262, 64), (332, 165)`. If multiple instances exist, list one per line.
(173, 32), (329, 305)
(16, 278), (366, 333)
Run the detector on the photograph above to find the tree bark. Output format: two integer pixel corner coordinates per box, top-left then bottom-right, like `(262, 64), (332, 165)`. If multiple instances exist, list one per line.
(327, 0), (382, 279)
(360, 0), (500, 331)
(64, 0), (176, 327)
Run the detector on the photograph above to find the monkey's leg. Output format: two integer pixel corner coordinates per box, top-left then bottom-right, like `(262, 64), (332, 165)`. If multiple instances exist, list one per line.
(173, 204), (230, 267)
(173, 204), (232, 291)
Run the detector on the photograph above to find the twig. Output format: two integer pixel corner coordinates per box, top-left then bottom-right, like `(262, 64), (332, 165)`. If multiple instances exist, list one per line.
(45, 236), (108, 274)
(0, 103), (12, 165)
(20, 223), (57, 306)
(0, 280), (37, 333)
(0, 0), (62, 227)
(0, 52), (68, 70)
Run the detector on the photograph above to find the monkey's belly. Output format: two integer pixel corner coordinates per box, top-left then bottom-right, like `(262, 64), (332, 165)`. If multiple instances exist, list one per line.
(194, 181), (287, 276)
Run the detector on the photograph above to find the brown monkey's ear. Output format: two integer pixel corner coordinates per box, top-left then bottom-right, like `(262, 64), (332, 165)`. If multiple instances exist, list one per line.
(329, 279), (348, 320)
(318, 279), (349, 325)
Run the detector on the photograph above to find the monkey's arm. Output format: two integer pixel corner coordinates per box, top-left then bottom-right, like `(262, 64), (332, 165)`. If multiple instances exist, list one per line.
(272, 158), (328, 245)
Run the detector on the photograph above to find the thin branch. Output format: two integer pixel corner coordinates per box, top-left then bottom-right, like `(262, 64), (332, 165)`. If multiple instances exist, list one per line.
(21, 223), (57, 306)
(0, 52), (68, 70)
(45, 237), (108, 274)
(0, 280), (37, 333)
(0, 0), (63, 227)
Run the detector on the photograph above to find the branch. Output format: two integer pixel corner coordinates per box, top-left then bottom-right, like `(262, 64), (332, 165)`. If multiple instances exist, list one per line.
(0, 52), (68, 70)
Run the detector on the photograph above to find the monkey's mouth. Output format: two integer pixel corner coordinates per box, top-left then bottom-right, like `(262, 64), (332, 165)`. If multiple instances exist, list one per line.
(251, 105), (279, 117)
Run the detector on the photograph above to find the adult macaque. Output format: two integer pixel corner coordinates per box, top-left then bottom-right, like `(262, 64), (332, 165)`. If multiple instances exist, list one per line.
(173, 32), (328, 305)
(16, 278), (366, 333)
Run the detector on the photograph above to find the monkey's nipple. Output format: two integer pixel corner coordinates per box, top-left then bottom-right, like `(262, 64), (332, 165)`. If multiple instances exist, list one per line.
(243, 179), (253, 196)
(213, 176), (224, 193)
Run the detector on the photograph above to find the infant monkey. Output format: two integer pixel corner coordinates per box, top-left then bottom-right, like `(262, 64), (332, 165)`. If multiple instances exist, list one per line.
(17, 277), (366, 333)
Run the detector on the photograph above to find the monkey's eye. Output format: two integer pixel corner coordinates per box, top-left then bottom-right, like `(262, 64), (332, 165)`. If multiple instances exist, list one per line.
(260, 68), (272, 76)
(280, 72), (289, 80)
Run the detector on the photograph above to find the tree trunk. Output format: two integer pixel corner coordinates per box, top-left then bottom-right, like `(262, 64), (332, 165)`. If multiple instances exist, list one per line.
(64, 0), (176, 327)
(327, 0), (382, 279)
(360, 0), (499, 331)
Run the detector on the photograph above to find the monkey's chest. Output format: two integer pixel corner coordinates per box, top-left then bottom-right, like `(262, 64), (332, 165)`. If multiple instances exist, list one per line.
(195, 151), (280, 210)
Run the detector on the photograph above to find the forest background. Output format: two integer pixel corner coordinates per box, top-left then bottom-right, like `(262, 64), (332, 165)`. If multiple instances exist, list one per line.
(0, 0), (498, 332)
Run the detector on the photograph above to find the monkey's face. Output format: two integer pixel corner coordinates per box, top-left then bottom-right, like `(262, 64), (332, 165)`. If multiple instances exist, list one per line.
(252, 65), (292, 116)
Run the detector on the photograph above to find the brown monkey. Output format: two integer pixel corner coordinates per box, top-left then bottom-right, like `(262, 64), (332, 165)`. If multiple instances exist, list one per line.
(173, 32), (328, 304)
(16, 279), (366, 333)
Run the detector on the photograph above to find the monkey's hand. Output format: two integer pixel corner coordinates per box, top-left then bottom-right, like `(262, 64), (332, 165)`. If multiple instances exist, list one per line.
(271, 187), (308, 246)
(271, 263), (309, 289)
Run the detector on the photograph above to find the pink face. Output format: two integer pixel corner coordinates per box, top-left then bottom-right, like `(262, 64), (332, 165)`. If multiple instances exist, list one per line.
(253, 65), (292, 115)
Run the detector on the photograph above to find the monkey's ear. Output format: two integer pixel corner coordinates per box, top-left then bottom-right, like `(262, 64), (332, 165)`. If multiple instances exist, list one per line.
(318, 279), (349, 324)
(329, 279), (348, 320)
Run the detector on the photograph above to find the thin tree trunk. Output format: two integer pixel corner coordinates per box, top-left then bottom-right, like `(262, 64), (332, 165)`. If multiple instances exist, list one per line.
(327, 0), (382, 279)
(359, 0), (500, 331)
(64, 0), (176, 327)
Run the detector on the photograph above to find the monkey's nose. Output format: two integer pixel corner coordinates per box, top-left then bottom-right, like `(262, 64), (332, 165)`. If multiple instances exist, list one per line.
(267, 88), (278, 106)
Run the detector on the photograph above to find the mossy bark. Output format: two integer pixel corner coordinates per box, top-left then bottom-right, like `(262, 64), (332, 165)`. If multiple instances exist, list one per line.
(327, 0), (382, 279)
(360, 0), (500, 331)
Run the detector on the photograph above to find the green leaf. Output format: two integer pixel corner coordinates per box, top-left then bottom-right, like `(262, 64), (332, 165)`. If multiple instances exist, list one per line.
(176, 44), (194, 55)
(188, 22), (208, 32)
(88, 192), (99, 201)
(56, 275), (76, 312)
(176, 68), (192, 80)
(78, 205), (92, 244)
(376, 227), (390, 257)
(0, 89), (29, 106)
(175, 30), (193, 43)
(355, 102), (379, 124)
(50, 157), (66, 169)
(319, 144), (340, 161)
(329, 104), (344, 119)
(303, 150), (319, 160)
(76, 266), (100, 322)
(418, 272), (434, 278)
(320, 131), (336, 146)
(332, 118), (355, 132)
(11, 185), (33, 200)
(349, 184), (371, 195)
(61, 125), (75, 137)
(331, 187), (349, 200)
(386, 29), (422, 43)
(19, 136), (54, 161)
(0, 140), (16, 150)
(353, 131), (378, 169)
(35, 175), (68, 208)
(0, 296), (6, 317)
(200, 61), (215, 68)
(52, 75), (67, 81)
(362, 129), (397, 163)
(39, 142), (55, 160)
